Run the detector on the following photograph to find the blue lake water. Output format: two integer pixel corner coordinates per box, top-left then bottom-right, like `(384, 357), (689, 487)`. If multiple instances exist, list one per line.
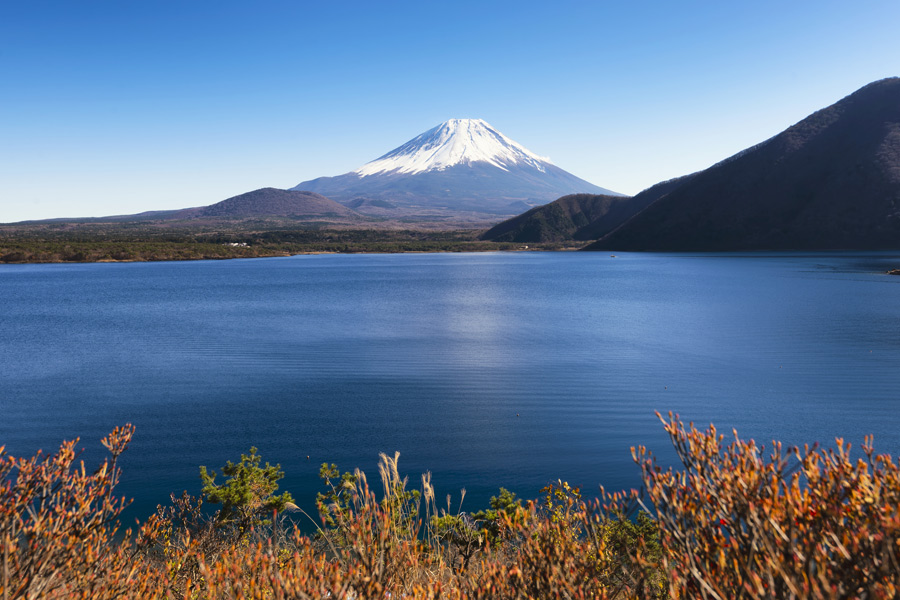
(2, 251), (900, 525)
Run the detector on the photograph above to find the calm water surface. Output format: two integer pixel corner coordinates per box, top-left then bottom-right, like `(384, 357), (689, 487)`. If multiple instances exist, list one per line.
(1, 251), (899, 523)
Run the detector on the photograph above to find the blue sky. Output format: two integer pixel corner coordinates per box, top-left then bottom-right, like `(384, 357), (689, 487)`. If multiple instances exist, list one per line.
(1, 0), (898, 222)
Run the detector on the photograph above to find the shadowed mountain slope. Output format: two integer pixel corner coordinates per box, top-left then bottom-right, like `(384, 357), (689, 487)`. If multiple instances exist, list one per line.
(480, 193), (649, 242)
(6, 188), (364, 225)
(180, 188), (362, 219)
(164, 188), (365, 222)
(586, 78), (900, 251)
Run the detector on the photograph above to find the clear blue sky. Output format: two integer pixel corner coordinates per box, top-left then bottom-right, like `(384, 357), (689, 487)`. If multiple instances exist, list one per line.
(1, 0), (898, 222)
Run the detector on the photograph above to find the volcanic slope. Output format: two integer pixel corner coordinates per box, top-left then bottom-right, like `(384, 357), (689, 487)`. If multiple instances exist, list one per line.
(180, 188), (362, 220)
(292, 119), (619, 215)
(587, 77), (900, 251)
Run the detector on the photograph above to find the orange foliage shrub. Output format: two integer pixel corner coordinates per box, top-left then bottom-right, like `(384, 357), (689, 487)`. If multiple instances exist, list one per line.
(0, 425), (167, 599)
(634, 412), (900, 599)
(3, 417), (900, 599)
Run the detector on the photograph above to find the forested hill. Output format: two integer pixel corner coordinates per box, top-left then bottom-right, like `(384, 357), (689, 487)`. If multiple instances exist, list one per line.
(586, 77), (900, 251)
(480, 193), (647, 243)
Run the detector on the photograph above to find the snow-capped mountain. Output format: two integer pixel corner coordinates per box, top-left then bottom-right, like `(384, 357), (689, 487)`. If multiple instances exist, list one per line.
(353, 119), (553, 176)
(292, 119), (620, 215)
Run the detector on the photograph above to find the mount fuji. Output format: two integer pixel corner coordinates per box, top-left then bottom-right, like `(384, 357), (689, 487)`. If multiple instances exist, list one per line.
(292, 119), (620, 215)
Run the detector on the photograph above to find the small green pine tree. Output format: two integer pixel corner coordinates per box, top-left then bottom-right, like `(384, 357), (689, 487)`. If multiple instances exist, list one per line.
(199, 447), (294, 535)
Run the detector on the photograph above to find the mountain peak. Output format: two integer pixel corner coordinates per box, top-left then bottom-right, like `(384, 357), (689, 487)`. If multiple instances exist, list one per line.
(292, 119), (619, 214)
(353, 118), (553, 177)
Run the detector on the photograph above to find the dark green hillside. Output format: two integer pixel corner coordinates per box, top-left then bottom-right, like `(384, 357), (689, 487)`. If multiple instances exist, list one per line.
(481, 193), (654, 243)
(587, 77), (900, 251)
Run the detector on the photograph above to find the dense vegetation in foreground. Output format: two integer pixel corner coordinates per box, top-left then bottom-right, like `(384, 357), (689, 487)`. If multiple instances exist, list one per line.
(3, 414), (900, 599)
(0, 225), (561, 263)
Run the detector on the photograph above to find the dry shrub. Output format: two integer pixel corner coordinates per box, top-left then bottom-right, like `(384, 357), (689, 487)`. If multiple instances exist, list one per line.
(312, 453), (660, 599)
(0, 425), (167, 599)
(4, 417), (900, 599)
(635, 412), (900, 599)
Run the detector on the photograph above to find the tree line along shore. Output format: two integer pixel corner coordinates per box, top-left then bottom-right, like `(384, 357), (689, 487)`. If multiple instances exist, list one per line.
(0, 227), (559, 264)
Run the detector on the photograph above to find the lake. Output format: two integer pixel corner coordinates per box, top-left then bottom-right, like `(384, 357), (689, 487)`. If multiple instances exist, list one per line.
(1, 251), (899, 525)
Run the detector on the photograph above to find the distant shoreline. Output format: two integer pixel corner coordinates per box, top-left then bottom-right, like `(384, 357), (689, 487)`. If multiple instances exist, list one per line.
(3, 221), (899, 265)
(0, 248), (549, 265)
(0, 219), (595, 264)
(0, 242), (578, 265)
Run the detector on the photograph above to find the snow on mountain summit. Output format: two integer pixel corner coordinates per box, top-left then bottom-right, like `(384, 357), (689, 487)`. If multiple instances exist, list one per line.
(353, 119), (553, 177)
(291, 118), (619, 213)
